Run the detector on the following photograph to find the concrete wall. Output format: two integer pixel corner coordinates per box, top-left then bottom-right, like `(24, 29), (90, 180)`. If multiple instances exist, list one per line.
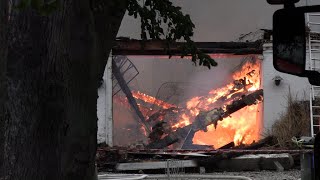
(262, 43), (311, 133)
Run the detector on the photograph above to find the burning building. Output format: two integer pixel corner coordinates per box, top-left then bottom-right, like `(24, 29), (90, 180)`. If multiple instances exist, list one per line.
(97, 38), (312, 150)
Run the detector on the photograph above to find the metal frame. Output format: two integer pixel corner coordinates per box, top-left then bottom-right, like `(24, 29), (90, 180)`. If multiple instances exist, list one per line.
(307, 12), (320, 137)
(112, 55), (139, 96)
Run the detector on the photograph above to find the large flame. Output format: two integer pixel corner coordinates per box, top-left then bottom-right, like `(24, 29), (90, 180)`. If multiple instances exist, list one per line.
(190, 59), (262, 148)
(122, 57), (262, 149)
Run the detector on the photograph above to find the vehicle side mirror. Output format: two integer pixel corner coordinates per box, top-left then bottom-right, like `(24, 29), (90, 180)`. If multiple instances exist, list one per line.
(272, 5), (320, 85)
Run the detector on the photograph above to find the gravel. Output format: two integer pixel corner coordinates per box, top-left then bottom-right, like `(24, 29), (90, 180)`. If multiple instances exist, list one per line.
(99, 170), (302, 180)
(208, 170), (301, 180)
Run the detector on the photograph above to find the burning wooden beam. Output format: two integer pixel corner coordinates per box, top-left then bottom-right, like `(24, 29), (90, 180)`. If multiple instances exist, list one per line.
(146, 89), (263, 149)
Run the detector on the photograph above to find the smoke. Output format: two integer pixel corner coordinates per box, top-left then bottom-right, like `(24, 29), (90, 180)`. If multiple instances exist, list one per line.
(112, 56), (252, 146)
(184, 57), (244, 99)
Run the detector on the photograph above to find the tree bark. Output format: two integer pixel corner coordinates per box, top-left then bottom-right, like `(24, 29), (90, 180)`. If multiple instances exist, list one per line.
(0, 0), (8, 176)
(3, 0), (126, 179)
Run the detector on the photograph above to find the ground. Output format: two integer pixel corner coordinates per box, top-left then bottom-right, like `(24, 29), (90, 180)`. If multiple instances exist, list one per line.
(209, 170), (300, 180)
(99, 170), (301, 180)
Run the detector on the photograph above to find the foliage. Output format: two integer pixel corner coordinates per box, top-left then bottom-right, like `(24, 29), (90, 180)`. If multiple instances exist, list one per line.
(127, 0), (217, 68)
(16, 0), (217, 69)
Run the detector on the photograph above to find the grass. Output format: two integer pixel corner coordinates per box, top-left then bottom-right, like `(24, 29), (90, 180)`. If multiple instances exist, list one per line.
(271, 90), (310, 149)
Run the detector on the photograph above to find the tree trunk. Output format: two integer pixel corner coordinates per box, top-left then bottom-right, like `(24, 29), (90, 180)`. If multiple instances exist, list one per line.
(0, 0), (8, 176)
(3, 0), (126, 179)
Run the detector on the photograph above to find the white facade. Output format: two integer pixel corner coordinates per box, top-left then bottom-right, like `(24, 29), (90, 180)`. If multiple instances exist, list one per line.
(97, 57), (113, 145)
(97, 43), (315, 145)
(262, 43), (311, 133)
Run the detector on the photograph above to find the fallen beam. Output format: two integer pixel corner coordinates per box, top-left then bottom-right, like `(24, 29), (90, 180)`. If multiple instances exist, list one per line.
(215, 153), (294, 171)
(112, 58), (151, 132)
(113, 153), (293, 172)
(218, 142), (235, 150)
(146, 90), (263, 149)
(116, 160), (197, 171)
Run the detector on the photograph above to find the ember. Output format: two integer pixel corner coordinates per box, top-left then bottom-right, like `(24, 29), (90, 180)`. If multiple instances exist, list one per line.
(132, 91), (177, 109)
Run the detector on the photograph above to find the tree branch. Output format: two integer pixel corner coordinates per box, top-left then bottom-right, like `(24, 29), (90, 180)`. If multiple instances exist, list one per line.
(127, 0), (217, 69)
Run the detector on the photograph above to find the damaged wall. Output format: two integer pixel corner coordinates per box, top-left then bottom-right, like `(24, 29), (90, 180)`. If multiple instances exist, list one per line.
(97, 43), (318, 147)
(97, 55), (263, 147)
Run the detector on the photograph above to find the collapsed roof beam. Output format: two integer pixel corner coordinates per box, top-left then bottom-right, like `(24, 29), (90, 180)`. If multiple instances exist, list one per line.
(113, 40), (263, 56)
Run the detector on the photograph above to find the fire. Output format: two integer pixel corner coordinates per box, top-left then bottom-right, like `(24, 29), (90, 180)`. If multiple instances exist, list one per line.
(113, 95), (156, 119)
(192, 59), (262, 148)
(130, 57), (262, 149)
(194, 104), (261, 148)
(172, 113), (191, 129)
(132, 91), (177, 109)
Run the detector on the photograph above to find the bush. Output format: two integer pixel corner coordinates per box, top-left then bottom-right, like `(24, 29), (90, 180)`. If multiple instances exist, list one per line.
(271, 90), (310, 149)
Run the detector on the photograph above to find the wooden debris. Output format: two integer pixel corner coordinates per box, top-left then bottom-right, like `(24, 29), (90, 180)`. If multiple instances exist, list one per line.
(146, 90), (263, 149)
(216, 153), (294, 171)
(274, 161), (285, 171)
(242, 136), (275, 150)
(116, 160), (197, 171)
(219, 142), (235, 149)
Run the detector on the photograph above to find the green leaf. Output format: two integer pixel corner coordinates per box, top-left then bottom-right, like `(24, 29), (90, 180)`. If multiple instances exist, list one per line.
(127, 0), (216, 69)
(14, 0), (32, 10)
(199, 58), (203, 66)
(210, 59), (218, 66)
(31, 0), (44, 11)
(40, 0), (59, 15)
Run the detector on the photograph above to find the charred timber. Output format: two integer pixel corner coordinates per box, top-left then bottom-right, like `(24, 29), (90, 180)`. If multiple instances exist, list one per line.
(113, 40), (263, 56)
(112, 59), (151, 132)
(218, 142), (235, 150)
(146, 89), (263, 149)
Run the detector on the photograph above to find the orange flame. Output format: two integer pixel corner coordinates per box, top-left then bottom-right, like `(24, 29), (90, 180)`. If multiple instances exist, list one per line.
(130, 57), (262, 149)
(192, 59), (262, 148)
(132, 91), (177, 109)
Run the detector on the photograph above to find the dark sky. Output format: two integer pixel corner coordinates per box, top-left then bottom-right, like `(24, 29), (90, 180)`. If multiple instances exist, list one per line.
(117, 0), (318, 42)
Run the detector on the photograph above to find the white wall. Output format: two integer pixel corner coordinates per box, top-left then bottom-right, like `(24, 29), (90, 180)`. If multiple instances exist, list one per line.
(262, 43), (311, 133)
(97, 57), (113, 145)
(97, 83), (106, 144)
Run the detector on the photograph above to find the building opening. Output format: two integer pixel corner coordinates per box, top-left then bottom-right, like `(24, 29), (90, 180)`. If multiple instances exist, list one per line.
(111, 54), (263, 149)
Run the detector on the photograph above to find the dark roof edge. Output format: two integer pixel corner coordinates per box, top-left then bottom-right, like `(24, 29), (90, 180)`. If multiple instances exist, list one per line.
(112, 39), (264, 56)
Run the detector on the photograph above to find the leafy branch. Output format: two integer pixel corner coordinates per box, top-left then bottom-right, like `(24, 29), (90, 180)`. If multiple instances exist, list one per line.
(127, 0), (217, 69)
(14, 0), (217, 68)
